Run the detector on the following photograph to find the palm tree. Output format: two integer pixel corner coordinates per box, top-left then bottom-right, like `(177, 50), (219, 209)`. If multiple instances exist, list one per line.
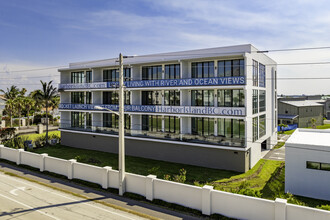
(14, 96), (24, 128)
(33, 81), (57, 144)
(5, 99), (15, 127)
(50, 96), (60, 124)
(23, 97), (35, 126)
(0, 85), (19, 100)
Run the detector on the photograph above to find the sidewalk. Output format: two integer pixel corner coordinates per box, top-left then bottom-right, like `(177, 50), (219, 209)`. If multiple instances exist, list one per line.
(0, 161), (202, 220)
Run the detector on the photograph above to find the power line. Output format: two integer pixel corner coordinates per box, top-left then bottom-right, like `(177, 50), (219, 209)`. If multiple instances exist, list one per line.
(2, 44), (330, 74)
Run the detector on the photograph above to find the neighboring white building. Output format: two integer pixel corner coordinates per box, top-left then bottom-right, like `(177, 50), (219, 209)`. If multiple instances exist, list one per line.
(285, 129), (330, 201)
(58, 44), (278, 172)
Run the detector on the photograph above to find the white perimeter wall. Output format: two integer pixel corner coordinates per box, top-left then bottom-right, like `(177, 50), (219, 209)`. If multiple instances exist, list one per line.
(0, 145), (329, 220)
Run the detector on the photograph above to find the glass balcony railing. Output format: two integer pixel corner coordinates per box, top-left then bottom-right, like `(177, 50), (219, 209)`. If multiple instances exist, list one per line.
(59, 76), (246, 90)
(59, 123), (245, 148)
(59, 103), (246, 116)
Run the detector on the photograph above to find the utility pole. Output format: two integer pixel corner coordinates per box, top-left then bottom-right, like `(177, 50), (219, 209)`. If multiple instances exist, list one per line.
(118, 53), (125, 196)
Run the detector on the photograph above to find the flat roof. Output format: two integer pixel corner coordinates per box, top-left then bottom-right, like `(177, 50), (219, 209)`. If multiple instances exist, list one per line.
(286, 128), (330, 151)
(59, 44), (276, 71)
(280, 100), (324, 107)
(278, 114), (298, 120)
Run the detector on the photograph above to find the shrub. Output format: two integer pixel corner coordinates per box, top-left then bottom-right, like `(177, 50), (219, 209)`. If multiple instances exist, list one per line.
(164, 168), (187, 183)
(0, 127), (16, 142)
(3, 135), (29, 149)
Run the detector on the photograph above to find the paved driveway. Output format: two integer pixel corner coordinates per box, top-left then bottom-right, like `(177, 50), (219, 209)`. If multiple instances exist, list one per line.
(263, 146), (285, 161)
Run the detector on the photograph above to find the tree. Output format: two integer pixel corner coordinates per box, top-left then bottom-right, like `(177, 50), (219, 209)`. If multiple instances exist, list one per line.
(50, 96), (60, 124)
(278, 123), (288, 133)
(33, 81), (57, 144)
(311, 118), (316, 129)
(14, 96), (24, 128)
(5, 99), (15, 127)
(23, 97), (35, 126)
(0, 85), (19, 100)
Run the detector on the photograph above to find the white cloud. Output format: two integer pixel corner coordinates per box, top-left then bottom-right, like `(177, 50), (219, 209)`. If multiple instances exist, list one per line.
(0, 62), (60, 93)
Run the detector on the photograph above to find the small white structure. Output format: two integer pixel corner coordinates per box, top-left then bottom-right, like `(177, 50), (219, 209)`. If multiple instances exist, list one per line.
(285, 128), (330, 201)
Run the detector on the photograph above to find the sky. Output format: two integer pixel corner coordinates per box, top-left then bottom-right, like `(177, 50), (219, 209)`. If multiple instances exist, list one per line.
(0, 0), (330, 95)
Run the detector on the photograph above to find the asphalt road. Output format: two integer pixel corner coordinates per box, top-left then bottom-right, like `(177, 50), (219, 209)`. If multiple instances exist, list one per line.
(0, 172), (146, 220)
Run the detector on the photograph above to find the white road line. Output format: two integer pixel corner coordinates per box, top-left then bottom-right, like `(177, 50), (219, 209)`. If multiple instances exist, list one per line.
(9, 186), (26, 196)
(0, 173), (138, 220)
(0, 193), (61, 220)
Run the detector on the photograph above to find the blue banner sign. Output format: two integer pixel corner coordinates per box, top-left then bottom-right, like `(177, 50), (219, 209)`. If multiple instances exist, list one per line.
(59, 104), (246, 116)
(59, 82), (107, 90)
(108, 76), (245, 88)
(59, 76), (245, 90)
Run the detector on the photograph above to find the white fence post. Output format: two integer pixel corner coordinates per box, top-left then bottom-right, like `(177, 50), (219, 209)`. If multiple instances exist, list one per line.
(16, 149), (24, 165)
(275, 198), (287, 220)
(0, 145), (4, 158)
(67, 159), (76, 180)
(102, 166), (112, 189)
(202, 185), (213, 215)
(146, 175), (156, 201)
(39, 153), (48, 172)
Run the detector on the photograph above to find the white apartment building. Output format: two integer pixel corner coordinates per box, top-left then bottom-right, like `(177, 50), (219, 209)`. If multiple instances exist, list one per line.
(58, 44), (277, 172)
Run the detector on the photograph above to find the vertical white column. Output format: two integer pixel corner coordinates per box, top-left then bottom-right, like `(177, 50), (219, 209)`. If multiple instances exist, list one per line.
(146, 174), (157, 201)
(202, 185), (213, 215)
(40, 153), (48, 172)
(275, 198), (287, 220)
(102, 166), (112, 189)
(17, 149), (24, 165)
(67, 159), (76, 180)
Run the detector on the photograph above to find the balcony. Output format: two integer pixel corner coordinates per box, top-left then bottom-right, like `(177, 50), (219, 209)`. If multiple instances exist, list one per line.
(59, 103), (246, 116)
(59, 76), (246, 90)
(59, 123), (245, 148)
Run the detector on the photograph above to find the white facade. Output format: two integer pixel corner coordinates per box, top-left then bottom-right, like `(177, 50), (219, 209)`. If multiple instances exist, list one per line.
(58, 44), (277, 171)
(285, 129), (330, 201)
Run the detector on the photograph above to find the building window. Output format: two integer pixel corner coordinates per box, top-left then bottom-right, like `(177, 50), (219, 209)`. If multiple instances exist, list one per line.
(307, 161), (330, 171)
(71, 71), (87, 84)
(191, 61), (214, 78)
(165, 64), (180, 79)
(103, 68), (131, 82)
(71, 92), (84, 104)
(164, 90), (180, 106)
(71, 112), (84, 128)
(103, 113), (131, 129)
(192, 117), (214, 136)
(259, 63), (265, 87)
(218, 59), (244, 77)
(86, 92), (92, 104)
(142, 115), (162, 132)
(253, 90), (258, 114)
(103, 91), (130, 105)
(103, 69), (118, 82)
(191, 90), (214, 106)
(253, 117), (258, 142)
(259, 90), (266, 112)
(217, 118), (245, 140)
(142, 91), (161, 105)
(275, 70), (277, 90)
(253, 60), (258, 86)
(142, 66), (162, 80)
(259, 114), (266, 137)
(86, 113), (92, 128)
(86, 71), (92, 83)
(165, 116), (180, 133)
(218, 89), (244, 107)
